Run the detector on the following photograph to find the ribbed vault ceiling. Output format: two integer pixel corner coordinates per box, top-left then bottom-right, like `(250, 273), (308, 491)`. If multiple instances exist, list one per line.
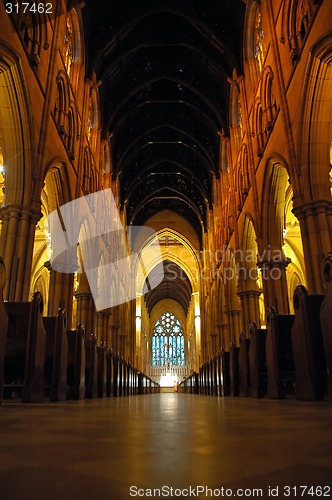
(144, 260), (192, 314)
(83, 0), (245, 240)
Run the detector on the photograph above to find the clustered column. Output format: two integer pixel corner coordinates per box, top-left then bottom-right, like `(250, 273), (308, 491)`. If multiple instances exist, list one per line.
(258, 258), (290, 314)
(0, 204), (41, 301)
(45, 260), (76, 329)
(237, 289), (261, 333)
(293, 200), (332, 295)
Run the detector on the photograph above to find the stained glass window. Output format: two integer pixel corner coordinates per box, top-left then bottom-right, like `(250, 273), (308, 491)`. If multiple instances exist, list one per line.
(152, 312), (185, 366)
(254, 7), (265, 73)
(64, 14), (73, 75)
(87, 99), (92, 141)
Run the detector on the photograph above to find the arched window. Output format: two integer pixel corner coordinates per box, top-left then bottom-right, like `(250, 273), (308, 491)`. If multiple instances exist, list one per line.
(83, 148), (91, 193)
(152, 312), (185, 366)
(64, 13), (74, 75)
(86, 89), (99, 153)
(282, 0), (321, 62)
(87, 98), (93, 141)
(254, 5), (265, 73)
(62, 7), (83, 92)
(238, 97), (244, 139)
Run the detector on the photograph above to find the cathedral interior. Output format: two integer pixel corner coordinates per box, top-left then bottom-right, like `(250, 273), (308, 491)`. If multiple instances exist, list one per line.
(0, 0), (332, 498)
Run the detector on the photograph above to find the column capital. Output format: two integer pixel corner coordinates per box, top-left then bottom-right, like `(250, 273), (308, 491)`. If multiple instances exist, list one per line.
(257, 257), (291, 270)
(292, 199), (332, 219)
(45, 259), (79, 274)
(0, 203), (42, 223)
(96, 311), (111, 318)
(225, 309), (240, 317)
(237, 289), (262, 299)
(74, 292), (93, 301)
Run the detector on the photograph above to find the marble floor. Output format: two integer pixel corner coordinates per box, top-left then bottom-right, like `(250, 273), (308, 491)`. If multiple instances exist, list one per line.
(0, 394), (331, 500)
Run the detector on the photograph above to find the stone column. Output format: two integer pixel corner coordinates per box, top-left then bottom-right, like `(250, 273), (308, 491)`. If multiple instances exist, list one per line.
(0, 204), (41, 301)
(258, 258), (290, 314)
(45, 260), (76, 328)
(210, 333), (218, 356)
(109, 324), (120, 353)
(96, 311), (111, 346)
(293, 200), (332, 294)
(119, 333), (127, 358)
(75, 291), (95, 337)
(225, 309), (241, 346)
(216, 323), (228, 350)
(237, 289), (262, 333)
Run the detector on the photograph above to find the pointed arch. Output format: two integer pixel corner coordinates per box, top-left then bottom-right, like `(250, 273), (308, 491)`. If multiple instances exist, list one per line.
(0, 42), (34, 206)
(299, 32), (332, 201)
(261, 155), (292, 251)
(152, 311), (185, 366)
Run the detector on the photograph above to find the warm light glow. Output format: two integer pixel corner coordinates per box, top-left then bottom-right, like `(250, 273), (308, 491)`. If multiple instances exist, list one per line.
(160, 373), (179, 387)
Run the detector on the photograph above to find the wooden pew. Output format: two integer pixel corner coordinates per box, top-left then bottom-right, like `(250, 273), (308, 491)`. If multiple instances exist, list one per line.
(219, 349), (231, 396)
(106, 349), (115, 397)
(200, 362), (205, 394)
(0, 258), (8, 405)
(239, 333), (250, 397)
(193, 371), (199, 394)
(152, 379), (160, 393)
(140, 373), (147, 395)
(230, 342), (239, 396)
(213, 355), (221, 396)
(320, 253), (332, 400)
(214, 355), (220, 396)
(291, 285), (326, 400)
(66, 324), (85, 400)
(97, 345), (107, 398)
(118, 357), (124, 396)
(43, 308), (68, 401)
(203, 361), (208, 395)
(112, 353), (121, 396)
(122, 359), (128, 397)
(137, 372), (143, 395)
(266, 307), (295, 399)
(199, 363), (205, 395)
(248, 323), (267, 398)
(84, 335), (98, 398)
(211, 357), (218, 396)
(4, 292), (46, 403)
(207, 359), (213, 395)
(128, 362), (134, 396)
(133, 367), (138, 395)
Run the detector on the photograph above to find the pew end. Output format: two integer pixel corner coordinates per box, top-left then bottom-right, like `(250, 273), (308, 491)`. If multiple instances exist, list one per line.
(0, 257), (8, 405)
(266, 307), (295, 399)
(248, 323), (267, 398)
(4, 292), (46, 403)
(292, 285), (326, 401)
(321, 254), (332, 400)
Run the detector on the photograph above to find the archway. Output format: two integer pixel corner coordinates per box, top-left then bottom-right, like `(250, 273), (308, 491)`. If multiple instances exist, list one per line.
(134, 227), (202, 376)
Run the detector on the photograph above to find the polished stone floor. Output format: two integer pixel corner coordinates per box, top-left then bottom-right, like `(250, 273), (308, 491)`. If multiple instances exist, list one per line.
(0, 394), (331, 500)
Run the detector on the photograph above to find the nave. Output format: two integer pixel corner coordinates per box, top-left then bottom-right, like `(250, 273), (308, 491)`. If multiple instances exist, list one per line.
(0, 394), (331, 500)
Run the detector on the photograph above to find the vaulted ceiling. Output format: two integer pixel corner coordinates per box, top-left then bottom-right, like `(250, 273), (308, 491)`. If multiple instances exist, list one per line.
(82, 0), (245, 313)
(83, 0), (245, 240)
(143, 260), (192, 314)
